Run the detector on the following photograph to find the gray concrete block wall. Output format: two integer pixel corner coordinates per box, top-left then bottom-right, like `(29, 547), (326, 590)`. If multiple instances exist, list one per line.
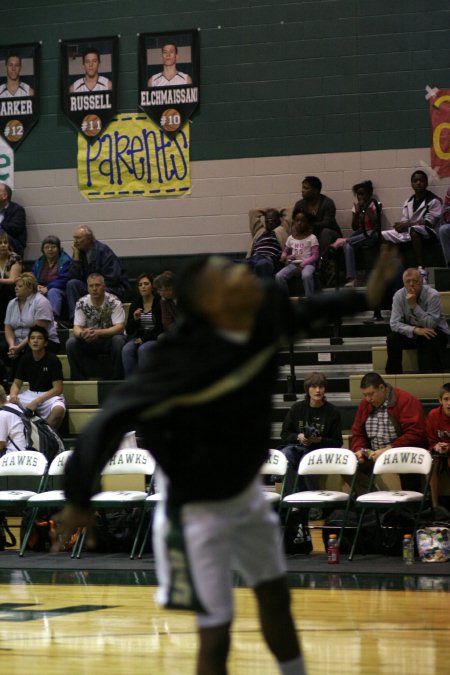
(0, 1), (448, 260)
(14, 148), (450, 261)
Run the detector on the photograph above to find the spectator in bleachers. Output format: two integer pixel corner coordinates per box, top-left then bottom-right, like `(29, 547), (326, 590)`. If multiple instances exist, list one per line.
(9, 325), (66, 430)
(293, 176), (342, 255)
(0, 232), (22, 325)
(275, 210), (318, 297)
(1, 272), (59, 379)
(425, 382), (450, 509)
(350, 371), (426, 494)
(280, 372), (343, 496)
(0, 182), (27, 257)
(0, 384), (26, 454)
(122, 273), (163, 377)
(245, 208), (284, 278)
(438, 185), (450, 267)
(331, 180), (382, 287)
(66, 273), (126, 381)
(386, 267), (450, 374)
(31, 235), (71, 323)
(153, 271), (179, 331)
(381, 170), (442, 284)
(66, 225), (130, 323)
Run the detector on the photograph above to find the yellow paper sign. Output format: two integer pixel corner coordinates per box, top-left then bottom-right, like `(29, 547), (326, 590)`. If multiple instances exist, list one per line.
(77, 113), (190, 199)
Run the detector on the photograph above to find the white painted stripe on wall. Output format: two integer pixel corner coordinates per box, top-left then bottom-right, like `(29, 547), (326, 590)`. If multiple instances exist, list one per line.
(13, 148), (450, 261)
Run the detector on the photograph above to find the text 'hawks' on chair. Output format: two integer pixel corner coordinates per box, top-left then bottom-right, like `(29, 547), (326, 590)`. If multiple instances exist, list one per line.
(348, 446), (433, 561)
(0, 451), (48, 549)
(72, 447), (156, 560)
(260, 449), (289, 511)
(20, 450), (74, 556)
(282, 447), (358, 547)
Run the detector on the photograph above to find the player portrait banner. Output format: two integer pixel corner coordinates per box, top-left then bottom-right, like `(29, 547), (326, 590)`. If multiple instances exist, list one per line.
(430, 89), (450, 177)
(138, 29), (199, 138)
(60, 36), (119, 143)
(0, 42), (40, 150)
(77, 112), (190, 199)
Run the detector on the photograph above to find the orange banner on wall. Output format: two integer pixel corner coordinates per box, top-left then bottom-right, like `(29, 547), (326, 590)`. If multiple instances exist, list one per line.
(430, 90), (450, 177)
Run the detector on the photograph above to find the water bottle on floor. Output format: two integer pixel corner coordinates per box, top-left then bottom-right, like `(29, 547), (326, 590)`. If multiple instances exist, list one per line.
(402, 534), (414, 565)
(327, 533), (340, 564)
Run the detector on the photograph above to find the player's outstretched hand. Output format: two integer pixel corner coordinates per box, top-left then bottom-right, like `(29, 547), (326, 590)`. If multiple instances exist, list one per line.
(365, 243), (400, 308)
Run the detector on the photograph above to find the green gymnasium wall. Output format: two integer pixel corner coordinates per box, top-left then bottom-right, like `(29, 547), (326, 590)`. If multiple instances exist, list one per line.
(1, 0), (449, 172)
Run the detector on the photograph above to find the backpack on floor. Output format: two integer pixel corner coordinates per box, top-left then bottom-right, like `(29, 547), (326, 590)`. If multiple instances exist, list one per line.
(283, 508), (313, 554)
(379, 507), (419, 556)
(3, 405), (65, 463)
(322, 509), (380, 554)
(20, 513), (81, 552)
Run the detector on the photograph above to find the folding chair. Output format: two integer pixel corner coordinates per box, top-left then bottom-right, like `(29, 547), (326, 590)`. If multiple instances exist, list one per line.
(0, 451), (49, 550)
(72, 447), (155, 560)
(282, 447), (358, 547)
(260, 449), (289, 511)
(348, 447), (433, 561)
(20, 450), (73, 556)
(118, 431), (138, 449)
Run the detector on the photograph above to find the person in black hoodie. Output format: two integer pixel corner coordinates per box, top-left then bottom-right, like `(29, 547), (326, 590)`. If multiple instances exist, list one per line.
(280, 371), (343, 495)
(57, 249), (398, 675)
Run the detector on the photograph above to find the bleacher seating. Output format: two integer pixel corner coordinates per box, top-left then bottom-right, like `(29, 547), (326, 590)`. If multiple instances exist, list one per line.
(16, 245), (450, 538)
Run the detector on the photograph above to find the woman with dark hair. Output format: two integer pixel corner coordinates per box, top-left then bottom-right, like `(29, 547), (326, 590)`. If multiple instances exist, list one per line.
(153, 270), (179, 331)
(293, 176), (342, 255)
(121, 273), (163, 377)
(31, 235), (71, 320)
(331, 180), (382, 287)
(0, 231), (22, 324)
(280, 371), (343, 495)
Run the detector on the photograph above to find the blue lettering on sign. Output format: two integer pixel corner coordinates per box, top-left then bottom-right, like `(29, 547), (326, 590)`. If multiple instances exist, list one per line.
(85, 126), (189, 189)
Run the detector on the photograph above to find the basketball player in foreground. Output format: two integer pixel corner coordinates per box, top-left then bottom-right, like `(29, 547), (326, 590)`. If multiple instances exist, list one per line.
(57, 248), (397, 675)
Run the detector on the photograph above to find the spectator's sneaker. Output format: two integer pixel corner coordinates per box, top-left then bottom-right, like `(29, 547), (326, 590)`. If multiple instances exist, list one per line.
(418, 266), (429, 284)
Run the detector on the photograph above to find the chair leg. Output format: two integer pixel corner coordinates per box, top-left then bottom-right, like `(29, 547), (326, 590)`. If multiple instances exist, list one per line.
(138, 508), (156, 559)
(348, 507), (366, 561)
(130, 509), (149, 560)
(337, 501), (353, 549)
(19, 507), (39, 557)
(72, 527), (86, 559)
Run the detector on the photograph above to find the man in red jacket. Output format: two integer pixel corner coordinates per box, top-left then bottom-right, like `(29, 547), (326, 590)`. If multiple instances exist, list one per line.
(351, 371), (426, 493)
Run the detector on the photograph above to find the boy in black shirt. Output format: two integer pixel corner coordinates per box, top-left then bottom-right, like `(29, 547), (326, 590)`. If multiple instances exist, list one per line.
(9, 325), (65, 429)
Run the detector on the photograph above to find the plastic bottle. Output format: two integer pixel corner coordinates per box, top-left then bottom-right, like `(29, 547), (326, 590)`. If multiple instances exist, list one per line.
(327, 533), (340, 564)
(402, 534), (414, 565)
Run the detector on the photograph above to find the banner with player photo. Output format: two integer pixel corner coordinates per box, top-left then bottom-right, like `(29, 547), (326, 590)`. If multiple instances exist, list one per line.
(430, 90), (450, 177)
(0, 42), (40, 150)
(138, 30), (199, 138)
(60, 36), (119, 143)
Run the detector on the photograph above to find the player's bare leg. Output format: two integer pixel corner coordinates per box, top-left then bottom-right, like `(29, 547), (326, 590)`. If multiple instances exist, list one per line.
(254, 576), (307, 674)
(197, 622), (231, 675)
